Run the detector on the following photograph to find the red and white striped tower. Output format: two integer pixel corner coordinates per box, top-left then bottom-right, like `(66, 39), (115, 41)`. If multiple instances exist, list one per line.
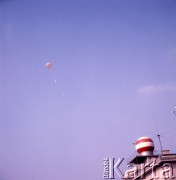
(135, 137), (154, 156)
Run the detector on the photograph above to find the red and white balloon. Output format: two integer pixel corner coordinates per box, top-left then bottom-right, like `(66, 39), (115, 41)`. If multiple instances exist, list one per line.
(45, 62), (53, 69)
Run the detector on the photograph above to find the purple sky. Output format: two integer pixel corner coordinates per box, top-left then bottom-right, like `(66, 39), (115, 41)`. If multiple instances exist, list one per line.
(1, 0), (176, 179)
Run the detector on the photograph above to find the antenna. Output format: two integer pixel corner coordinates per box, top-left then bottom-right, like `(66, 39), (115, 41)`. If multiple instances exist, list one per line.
(154, 120), (163, 154)
(153, 120), (176, 155)
(156, 134), (163, 154)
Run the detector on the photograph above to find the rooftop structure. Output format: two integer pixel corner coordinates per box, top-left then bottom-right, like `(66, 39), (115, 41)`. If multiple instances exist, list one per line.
(124, 137), (176, 179)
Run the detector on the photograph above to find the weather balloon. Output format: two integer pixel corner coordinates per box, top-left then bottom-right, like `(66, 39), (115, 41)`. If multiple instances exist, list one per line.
(45, 62), (53, 69)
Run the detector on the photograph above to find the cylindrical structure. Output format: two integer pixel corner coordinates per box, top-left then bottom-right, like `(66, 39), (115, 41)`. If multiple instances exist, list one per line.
(135, 137), (154, 156)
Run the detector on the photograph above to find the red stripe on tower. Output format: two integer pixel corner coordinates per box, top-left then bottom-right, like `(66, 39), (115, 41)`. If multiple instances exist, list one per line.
(136, 138), (153, 145)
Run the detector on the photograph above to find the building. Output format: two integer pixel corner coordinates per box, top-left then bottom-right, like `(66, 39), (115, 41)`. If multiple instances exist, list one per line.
(124, 137), (176, 179)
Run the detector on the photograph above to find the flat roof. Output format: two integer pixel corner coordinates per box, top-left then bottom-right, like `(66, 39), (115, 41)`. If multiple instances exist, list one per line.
(128, 155), (159, 164)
